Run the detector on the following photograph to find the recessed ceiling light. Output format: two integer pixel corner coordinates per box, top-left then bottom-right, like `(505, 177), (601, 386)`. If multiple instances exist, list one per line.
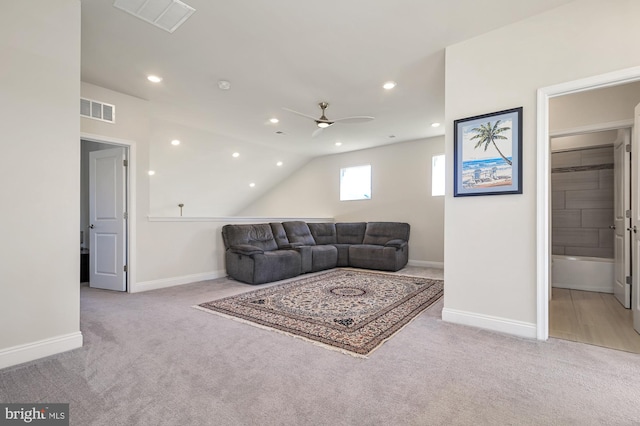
(270, 118), (279, 124)
(147, 75), (162, 83)
(335, 142), (342, 146)
(148, 170), (156, 176)
(431, 122), (441, 128)
(275, 131), (285, 135)
(249, 182), (256, 188)
(276, 161), (283, 167)
(388, 135), (396, 139)
(383, 81), (397, 90)
(171, 139), (180, 146)
(218, 80), (231, 90)
(232, 152), (240, 158)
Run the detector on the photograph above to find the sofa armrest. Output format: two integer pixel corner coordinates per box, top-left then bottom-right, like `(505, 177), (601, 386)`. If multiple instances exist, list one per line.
(281, 242), (304, 249)
(292, 245), (312, 273)
(385, 239), (407, 249)
(229, 244), (264, 256)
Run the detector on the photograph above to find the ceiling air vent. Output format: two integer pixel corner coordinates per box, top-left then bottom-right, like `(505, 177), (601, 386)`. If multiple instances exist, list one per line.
(113, 0), (196, 34)
(81, 98), (115, 124)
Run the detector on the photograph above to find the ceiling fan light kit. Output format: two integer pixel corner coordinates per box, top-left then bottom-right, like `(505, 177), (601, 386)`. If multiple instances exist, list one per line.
(283, 102), (374, 137)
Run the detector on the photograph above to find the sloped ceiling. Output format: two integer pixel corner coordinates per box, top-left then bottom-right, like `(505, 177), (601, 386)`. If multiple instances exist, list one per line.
(80, 0), (575, 215)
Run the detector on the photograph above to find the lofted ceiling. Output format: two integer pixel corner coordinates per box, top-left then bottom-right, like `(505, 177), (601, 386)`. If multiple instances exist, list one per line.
(81, 0), (575, 158)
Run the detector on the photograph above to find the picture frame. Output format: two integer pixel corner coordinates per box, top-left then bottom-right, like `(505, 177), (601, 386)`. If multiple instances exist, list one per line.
(453, 107), (523, 197)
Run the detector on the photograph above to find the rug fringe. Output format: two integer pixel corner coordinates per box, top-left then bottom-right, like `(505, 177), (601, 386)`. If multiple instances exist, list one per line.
(192, 305), (369, 359)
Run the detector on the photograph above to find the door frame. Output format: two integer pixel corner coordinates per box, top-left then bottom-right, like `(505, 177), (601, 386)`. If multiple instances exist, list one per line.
(81, 132), (137, 293)
(536, 66), (640, 340)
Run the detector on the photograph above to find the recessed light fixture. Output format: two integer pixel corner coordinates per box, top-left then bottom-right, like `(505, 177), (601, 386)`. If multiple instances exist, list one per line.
(218, 80), (231, 90)
(275, 131), (285, 135)
(249, 182), (256, 188)
(388, 135), (396, 139)
(148, 170), (156, 176)
(335, 142), (342, 146)
(270, 118), (279, 124)
(232, 152), (240, 158)
(276, 161), (283, 167)
(147, 75), (162, 83)
(431, 122), (441, 128)
(171, 139), (181, 146)
(383, 81), (397, 90)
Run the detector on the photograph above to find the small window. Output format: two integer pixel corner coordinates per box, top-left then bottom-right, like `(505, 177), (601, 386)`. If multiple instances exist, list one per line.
(432, 154), (445, 196)
(340, 165), (371, 201)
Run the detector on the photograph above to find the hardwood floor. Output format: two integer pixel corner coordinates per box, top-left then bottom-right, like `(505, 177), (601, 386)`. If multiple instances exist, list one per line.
(550, 288), (640, 354)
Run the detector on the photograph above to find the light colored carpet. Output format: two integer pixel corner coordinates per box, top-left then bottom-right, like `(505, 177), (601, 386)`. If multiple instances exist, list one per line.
(1, 266), (640, 425)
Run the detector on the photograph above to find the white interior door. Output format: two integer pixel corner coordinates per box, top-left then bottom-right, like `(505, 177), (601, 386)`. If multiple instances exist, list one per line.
(89, 147), (127, 291)
(613, 129), (631, 308)
(632, 103), (640, 334)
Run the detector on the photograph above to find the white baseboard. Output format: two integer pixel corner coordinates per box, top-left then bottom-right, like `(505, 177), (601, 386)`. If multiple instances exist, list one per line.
(408, 260), (444, 269)
(0, 332), (83, 370)
(442, 308), (537, 339)
(132, 270), (227, 293)
(552, 283), (613, 294)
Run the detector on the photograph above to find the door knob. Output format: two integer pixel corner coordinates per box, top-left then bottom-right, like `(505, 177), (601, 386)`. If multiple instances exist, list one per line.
(627, 226), (637, 233)
(90, 224), (95, 229)
(609, 225), (616, 230)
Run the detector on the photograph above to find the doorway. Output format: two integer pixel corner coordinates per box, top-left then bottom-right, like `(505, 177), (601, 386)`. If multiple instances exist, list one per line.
(537, 68), (640, 345)
(81, 138), (131, 292)
(547, 129), (640, 353)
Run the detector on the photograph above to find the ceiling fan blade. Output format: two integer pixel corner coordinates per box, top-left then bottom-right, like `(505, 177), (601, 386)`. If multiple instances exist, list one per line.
(282, 107), (318, 121)
(332, 116), (375, 124)
(311, 126), (325, 138)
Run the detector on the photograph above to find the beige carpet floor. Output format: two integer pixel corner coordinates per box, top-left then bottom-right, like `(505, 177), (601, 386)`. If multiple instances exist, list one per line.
(1, 266), (640, 425)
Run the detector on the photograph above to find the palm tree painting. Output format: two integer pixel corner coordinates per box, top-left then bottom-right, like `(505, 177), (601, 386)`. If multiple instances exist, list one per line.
(470, 120), (512, 166)
(454, 107), (522, 196)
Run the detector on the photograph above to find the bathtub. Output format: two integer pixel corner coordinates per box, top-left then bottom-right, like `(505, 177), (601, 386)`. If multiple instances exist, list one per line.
(552, 255), (614, 293)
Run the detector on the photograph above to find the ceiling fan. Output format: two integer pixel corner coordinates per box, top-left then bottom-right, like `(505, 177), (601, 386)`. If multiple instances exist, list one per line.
(283, 102), (374, 137)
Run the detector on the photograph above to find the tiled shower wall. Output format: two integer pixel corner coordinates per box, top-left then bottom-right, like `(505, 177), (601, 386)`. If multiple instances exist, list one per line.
(551, 146), (614, 259)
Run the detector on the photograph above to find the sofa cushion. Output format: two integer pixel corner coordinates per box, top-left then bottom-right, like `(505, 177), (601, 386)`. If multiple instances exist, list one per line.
(270, 222), (291, 248)
(335, 222), (366, 244)
(362, 222), (410, 246)
(308, 222), (337, 245)
(226, 249), (301, 284)
(222, 224), (278, 251)
(349, 244), (403, 271)
(282, 221), (316, 246)
(334, 244), (351, 267)
(310, 245), (338, 272)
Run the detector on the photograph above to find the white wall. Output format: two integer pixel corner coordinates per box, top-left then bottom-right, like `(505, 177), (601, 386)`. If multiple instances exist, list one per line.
(240, 137), (446, 265)
(0, 0), (81, 366)
(551, 130), (618, 152)
(81, 83), (218, 286)
(550, 80), (640, 132)
(80, 83), (325, 288)
(443, 0), (640, 337)
(149, 120), (309, 217)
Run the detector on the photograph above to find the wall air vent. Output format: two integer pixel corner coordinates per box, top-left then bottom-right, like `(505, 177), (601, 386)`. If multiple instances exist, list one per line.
(81, 98), (115, 124)
(113, 0), (196, 34)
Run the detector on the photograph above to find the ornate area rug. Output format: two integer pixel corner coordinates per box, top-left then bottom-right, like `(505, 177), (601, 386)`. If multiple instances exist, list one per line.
(195, 269), (443, 357)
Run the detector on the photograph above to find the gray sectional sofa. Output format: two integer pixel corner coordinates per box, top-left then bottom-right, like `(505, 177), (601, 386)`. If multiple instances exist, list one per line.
(221, 221), (410, 284)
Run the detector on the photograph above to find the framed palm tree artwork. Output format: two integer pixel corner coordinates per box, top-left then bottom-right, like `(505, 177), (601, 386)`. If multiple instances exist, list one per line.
(453, 107), (523, 197)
